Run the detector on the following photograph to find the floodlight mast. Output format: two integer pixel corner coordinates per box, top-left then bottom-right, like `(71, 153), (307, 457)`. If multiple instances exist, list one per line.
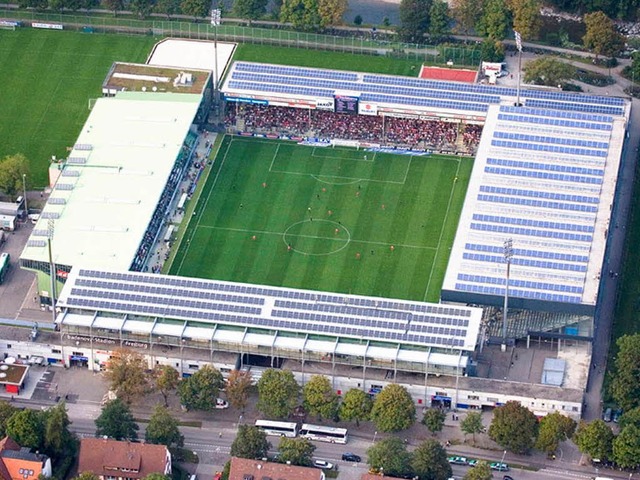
(210, 7), (221, 117)
(502, 238), (513, 352)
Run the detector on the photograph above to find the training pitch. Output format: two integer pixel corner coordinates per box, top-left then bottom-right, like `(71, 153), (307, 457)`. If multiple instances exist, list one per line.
(170, 137), (471, 302)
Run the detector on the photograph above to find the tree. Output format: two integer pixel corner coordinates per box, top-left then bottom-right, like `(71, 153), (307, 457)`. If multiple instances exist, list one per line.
(129, 0), (154, 18)
(339, 388), (372, 426)
(524, 56), (577, 86)
(366, 437), (413, 478)
(180, 0), (209, 20)
(226, 369), (253, 412)
(463, 461), (492, 480)
(233, 0), (268, 21)
(535, 412), (576, 454)
(104, 348), (149, 404)
(613, 424), (640, 469)
(178, 365), (224, 411)
(411, 439), (452, 480)
(574, 419), (614, 461)
(230, 425), (271, 459)
(477, 0), (510, 40)
(154, 0), (180, 18)
(450, 0), (482, 36)
(422, 408), (446, 435)
(0, 401), (18, 438)
(507, 0), (541, 40)
(370, 384), (416, 432)
(145, 405), (184, 448)
(460, 411), (484, 445)
(583, 11), (625, 58)
(398, 0), (431, 42)
(153, 365), (180, 407)
(611, 334), (640, 411)
(488, 401), (538, 453)
(317, 0), (347, 27)
(5, 409), (44, 451)
(303, 375), (339, 421)
(256, 369), (299, 419)
(95, 399), (139, 440)
(619, 407), (640, 430)
(480, 39), (505, 62)
(353, 14), (362, 25)
(278, 437), (315, 466)
(44, 402), (76, 459)
(428, 0), (450, 41)
(0, 154), (29, 199)
(103, 0), (124, 15)
(279, 0), (321, 31)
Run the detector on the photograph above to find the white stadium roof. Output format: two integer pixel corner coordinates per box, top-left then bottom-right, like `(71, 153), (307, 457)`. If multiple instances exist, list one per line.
(442, 104), (627, 313)
(20, 91), (202, 271)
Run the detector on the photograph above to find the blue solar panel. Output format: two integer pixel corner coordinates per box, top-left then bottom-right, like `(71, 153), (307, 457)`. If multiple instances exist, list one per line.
(526, 99), (623, 116)
(454, 283), (582, 303)
(491, 139), (608, 157)
(236, 62), (358, 81)
(484, 167), (604, 185)
(462, 253), (588, 272)
(360, 93), (487, 112)
(499, 105), (614, 123)
(457, 273), (584, 294)
(478, 185), (600, 204)
(465, 243), (589, 263)
(472, 213), (594, 233)
(228, 80), (334, 100)
(470, 222), (592, 242)
(486, 158), (604, 176)
(493, 131), (608, 150)
(477, 193), (599, 213)
(497, 113), (612, 131)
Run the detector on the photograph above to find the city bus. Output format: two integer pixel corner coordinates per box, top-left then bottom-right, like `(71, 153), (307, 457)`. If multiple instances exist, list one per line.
(299, 423), (348, 444)
(0, 253), (9, 285)
(254, 420), (298, 438)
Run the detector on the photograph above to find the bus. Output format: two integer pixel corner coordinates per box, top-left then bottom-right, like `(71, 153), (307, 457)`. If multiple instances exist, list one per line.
(300, 424), (348, 444)
(0, 253), (9, 285)
(254, 420), (298, 438)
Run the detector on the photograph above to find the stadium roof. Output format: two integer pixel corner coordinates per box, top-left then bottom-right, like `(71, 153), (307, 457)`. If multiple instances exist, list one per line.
(221, 61), (627, 122)
(20, 92), (202, 271)
(102, 62), (211, 96)
(56, 268), (484, 352)
(442, 103), (628, 314)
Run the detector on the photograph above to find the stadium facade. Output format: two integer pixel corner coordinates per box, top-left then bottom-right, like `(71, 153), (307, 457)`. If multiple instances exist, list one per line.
(12, 49), (632, 419)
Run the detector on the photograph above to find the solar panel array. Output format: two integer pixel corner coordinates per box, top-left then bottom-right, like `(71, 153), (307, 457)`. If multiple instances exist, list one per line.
(223, 62), (626, 119)
(57, 269), (481, 350)
(446, 102), (619, 306)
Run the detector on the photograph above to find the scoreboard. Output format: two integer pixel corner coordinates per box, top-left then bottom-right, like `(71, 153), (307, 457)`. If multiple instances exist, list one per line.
(334, 95), (359, 114)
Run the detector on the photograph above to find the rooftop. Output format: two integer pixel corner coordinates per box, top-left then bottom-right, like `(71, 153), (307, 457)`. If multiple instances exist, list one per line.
(78, 438), (169, 479)
(102, 62), (211, 96)
(20, 92), (202, 272)
(229, 457), (323, 480)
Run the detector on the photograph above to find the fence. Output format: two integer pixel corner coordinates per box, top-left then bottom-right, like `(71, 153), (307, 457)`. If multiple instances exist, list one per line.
(0, 7), (483, 66)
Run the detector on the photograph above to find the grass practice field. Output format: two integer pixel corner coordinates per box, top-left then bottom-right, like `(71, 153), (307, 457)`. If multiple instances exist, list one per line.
(170, 137), (472, 302)
(0, 30), (154, 187)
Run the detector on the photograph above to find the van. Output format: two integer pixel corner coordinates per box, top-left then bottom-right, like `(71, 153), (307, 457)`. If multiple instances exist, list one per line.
(28, 214), (39, 225)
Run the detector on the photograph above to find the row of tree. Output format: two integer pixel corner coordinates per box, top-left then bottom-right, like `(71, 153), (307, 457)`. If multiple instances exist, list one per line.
(0, 154), (29, 198)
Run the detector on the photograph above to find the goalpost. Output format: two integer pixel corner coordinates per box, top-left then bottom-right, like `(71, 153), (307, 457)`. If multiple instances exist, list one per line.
(0, 25), (16, 31)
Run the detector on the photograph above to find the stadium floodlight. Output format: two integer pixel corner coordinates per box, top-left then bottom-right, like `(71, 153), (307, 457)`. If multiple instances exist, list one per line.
(502, 238), (513, 351)
(210, 8), (222, 114)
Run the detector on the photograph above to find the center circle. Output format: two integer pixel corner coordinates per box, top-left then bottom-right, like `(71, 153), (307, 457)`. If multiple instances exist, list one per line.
(283, 219), (351, 256)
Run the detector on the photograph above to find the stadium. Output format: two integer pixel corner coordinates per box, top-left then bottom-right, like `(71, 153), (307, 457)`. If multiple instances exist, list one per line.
(14, 37), (630, 419)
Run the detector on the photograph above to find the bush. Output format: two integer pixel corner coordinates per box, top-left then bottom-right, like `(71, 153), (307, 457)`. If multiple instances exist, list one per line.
(575, 69), (615, 86)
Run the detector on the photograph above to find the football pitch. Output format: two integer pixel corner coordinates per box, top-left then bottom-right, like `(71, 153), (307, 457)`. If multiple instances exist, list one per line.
(170, 137), (472, 302)
(0, 30), (155, 187)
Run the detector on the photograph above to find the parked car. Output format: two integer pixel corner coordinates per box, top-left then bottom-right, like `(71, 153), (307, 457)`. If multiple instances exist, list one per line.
(503, 476), (514, 480)
(313, 460), (334, 469)
(603, 407), (613, 422)
(342, 453), (361, 462)
(613, 409), (622, 423)
(467, 459), (479, 467)
(447, 456), (468, 465)
(490, 462), (509, 471)
(215, 398), (229, 409)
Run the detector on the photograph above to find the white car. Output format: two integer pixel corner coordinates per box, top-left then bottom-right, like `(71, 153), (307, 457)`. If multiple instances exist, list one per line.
(215, 398), (229, 409)
(313, 460), (334, 469)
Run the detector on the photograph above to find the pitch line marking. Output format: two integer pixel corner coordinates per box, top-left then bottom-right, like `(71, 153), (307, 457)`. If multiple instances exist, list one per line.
(198, 225), (437, 250)
(423, 158), (462, 302)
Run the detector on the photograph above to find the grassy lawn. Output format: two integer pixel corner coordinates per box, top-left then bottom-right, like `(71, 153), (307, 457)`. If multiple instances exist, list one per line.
(0, 29), (155, 188)
(169, 137), (471, 302)
(233, 44), (425, 76)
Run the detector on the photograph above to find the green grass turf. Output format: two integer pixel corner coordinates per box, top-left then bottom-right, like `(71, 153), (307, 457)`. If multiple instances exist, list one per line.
(233, 44), (424, 76)
(0, 30), (155, 188)
(169, 137), (472, 302)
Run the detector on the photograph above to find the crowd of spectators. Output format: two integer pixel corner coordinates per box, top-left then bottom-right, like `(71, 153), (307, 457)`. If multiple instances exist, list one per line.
(225, 104), (482, 152)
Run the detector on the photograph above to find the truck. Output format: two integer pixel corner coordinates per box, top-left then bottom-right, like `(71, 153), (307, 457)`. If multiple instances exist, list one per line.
(0, 215), (15, 232)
